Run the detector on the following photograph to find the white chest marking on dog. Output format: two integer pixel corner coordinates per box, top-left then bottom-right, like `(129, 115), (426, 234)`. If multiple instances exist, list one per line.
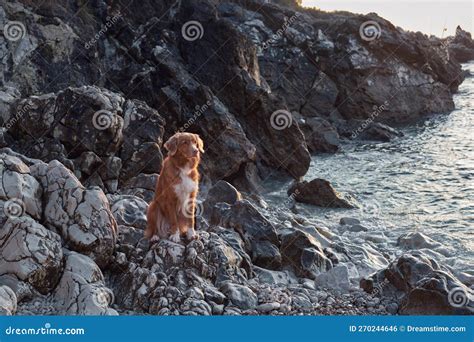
(174, 164), (197, 204)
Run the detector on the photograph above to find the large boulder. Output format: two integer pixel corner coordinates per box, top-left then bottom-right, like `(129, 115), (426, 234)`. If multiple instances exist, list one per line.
(31, 160), (117, 267)
(220, 200), (281, 269)
(53, 252), (117, 315)
(279, 228), (333, 279)
(361, 253), (474, 314)
(0, 217), (63, 294)
(0, 285), (17, 315)
(448, 26), (474, 63)
(288, 178), (355, 208)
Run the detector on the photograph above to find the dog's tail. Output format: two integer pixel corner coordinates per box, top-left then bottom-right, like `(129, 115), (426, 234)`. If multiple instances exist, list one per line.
(144, 201), (158, 239)
(144, 201), (170, 239)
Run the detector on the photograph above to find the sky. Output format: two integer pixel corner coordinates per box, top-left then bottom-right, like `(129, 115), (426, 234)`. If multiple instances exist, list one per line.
(301, 0), (473, 37)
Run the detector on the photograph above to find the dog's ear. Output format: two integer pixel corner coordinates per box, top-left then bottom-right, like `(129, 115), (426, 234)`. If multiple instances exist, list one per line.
(195, 134), (204, 153)
(164, 134), (179, 156)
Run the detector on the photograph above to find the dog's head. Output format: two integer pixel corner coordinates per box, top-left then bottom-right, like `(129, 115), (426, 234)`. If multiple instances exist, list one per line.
(164, 132), (204, 159)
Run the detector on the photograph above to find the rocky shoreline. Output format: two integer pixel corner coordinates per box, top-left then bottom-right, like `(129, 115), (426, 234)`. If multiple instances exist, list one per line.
(0, 0), (473, 315)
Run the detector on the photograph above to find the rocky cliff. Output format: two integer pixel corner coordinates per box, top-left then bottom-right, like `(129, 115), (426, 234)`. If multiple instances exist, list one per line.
(0, 0), (473, 315)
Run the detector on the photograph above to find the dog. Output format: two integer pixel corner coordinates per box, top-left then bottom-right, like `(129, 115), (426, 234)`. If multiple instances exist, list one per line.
(144, 132), (204, 243)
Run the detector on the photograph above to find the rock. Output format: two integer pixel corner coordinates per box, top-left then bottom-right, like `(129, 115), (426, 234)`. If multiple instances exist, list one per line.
(356, 122), (403, 142)
(0, 216), (63, 294)
(0, 285), (17, 315)
(221, 200), (281, 269)
(345, 224), (369, 233)
(314, 263), (359, 291)
(298, 116), (340, 153)
(253, 267), (298, 286)
(256, 302), (280, 313)
(288, 178), (355, 208)
(120, 173), (158, 203)
(0, 152), (43, 224)
(109, 194), (148, 231)
(361, 253), (474, 314)
(397, 232), (442, 250)
(220, 283), (258, 310)
(339, 217), (360, 226)
(279, 228), (332, 279)
(53, 252), (117, 315)
(448, 26), (474, 63)
(31, 160), (117, 267)
(204, 180), (242, 210)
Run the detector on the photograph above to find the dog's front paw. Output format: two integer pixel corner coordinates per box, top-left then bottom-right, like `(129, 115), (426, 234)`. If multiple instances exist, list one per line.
(186, 228), (198, 241)
(169, 230), (181, 243)
(150, 235), (160, 243)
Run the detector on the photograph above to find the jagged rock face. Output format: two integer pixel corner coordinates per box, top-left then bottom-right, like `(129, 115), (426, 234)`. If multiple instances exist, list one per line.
(0, 217), (63, 295)
(31, 160), (117, 267)
(448, 26), (474, 63)
(53, 252), (117, 315)
(361, 253), (474, 315)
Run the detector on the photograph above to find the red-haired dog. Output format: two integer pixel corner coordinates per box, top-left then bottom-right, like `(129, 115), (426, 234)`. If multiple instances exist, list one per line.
(144, 132), (204, 243)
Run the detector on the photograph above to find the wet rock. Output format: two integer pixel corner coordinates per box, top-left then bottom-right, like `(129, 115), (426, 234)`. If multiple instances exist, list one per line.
(0, 217), (63, 294)
(357, 122), (403, 142)
(340, 217), (360, 226)
(220, 282), (258, 310)
(288, 178), (355, 208)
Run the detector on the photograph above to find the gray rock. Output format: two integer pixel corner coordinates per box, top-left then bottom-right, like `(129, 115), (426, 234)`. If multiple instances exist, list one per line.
(53, 252), (117, 315)
(256, 302), (280, 313)
(220, 283), (258, 310)
(340, 217), (361, 225)
(0, 285), (17, 315)
(31, 160), (117, 267)
(0, 216), (63, 294)
(397, 232), (442, 250)
(109, 194), (148, 231)
(280, 228), (332, 279)
(315, 263), (359, 291)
